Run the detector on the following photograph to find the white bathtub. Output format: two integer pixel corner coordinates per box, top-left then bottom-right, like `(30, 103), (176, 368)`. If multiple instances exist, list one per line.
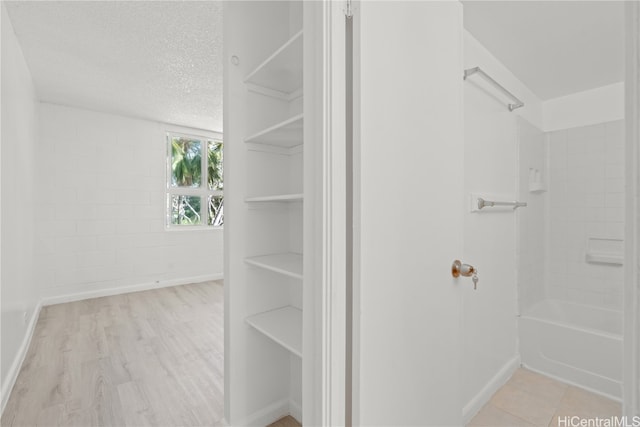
(519, 300), (623, 400)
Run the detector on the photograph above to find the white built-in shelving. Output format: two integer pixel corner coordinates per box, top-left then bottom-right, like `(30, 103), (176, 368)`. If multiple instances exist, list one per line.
(245, 253), (303, 280)
(246, 306), (303, 358)
(245, 193), (303, 203)
(244, 30), (303, 97)
(228, 3), (309, 423)
(242, 23), (304, 366)
(244, 114), (304, 148)
(242, 25), (305, 365)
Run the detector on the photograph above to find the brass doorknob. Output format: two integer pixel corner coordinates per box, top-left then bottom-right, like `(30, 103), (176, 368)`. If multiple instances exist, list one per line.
(451, 260), (476, 278)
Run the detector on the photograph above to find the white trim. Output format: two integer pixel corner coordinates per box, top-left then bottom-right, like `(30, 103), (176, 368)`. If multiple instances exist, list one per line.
(164, 225), (224, 232)
(235, 398), (301, 426)
(165, 129), (223, 144)
(0, 0), (3, 417)
(167, 190), (224, 197)
(462, 356), (521, 425)
(624, 1), (640, 417)
(235, 398), (290, 427)
(289, 399), (302, 424)
(1, 300), (43, 416)
(41, 274), (223, 306)
(315, 2), (347, 426)
(351, 3), (362, 424)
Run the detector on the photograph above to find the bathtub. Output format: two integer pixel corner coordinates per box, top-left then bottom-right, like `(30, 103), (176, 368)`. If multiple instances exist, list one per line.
(519, 300), (623, 400)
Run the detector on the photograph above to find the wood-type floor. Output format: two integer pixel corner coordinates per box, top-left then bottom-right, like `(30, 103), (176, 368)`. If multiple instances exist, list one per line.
(1, 281), (225, 427)
(268, 415), (301, 427)
(3, 280), (620, 427)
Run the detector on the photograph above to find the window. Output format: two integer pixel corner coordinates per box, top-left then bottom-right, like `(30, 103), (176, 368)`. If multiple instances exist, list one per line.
(166, 133), (223, 228)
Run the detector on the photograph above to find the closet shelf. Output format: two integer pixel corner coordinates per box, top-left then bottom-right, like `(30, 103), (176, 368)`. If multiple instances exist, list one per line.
(244, 30), (303, 96)
(245, 253), (303, 279)
(246, 306), (302, 357)
(245, 193), (303, 203)
(245, 114), (303, 148)
(586, 253), (623, 265)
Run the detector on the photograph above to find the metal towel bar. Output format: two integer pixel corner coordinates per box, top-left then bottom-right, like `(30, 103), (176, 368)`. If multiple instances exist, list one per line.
(477, 197), (527, 211)
(464, 67), (525, 112)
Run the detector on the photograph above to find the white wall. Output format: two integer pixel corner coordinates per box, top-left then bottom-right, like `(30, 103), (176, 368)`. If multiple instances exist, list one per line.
(36, 103), (223, 302)
(462, 31), (543, 418)
(1, 8), (224, 411)
(464, 32), (543, 131)
(543, 83), (624, 132)
(1, 2), (40, 405)
(546, 120), (625, 309)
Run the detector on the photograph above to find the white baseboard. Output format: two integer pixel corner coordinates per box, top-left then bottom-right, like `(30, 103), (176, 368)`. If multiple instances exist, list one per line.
(221, 399), (300, 426)
(237, 397), (291, 426)
(1, 274), (223, 417)
(41, 274), (224, 306)
(462, 355), (521, 425)
(1, 300), (43, 415)
(289, 399), (302, 424)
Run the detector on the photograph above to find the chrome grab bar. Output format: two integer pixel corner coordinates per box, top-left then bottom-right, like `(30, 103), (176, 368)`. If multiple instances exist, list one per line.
(477, 197), (527, 211)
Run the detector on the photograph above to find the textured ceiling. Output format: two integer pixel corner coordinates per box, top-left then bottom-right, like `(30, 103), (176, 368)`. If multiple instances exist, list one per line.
(6, 1), (623, 125)
(463, 1), (624, 100)
(5, 1), (222, 132)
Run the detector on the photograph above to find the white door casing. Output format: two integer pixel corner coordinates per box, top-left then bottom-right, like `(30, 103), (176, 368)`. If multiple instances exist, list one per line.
(624, 0), (640, 418)
(304, 1), (347, 425)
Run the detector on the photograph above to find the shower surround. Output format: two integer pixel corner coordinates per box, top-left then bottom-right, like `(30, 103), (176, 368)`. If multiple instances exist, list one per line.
(517, 117), (625, 400)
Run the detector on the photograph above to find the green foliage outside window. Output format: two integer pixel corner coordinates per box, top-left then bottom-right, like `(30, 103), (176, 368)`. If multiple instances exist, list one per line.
(169, 135), (223, 227)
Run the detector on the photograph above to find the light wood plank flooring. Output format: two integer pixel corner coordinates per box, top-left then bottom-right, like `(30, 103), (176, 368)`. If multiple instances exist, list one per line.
(8, 281), (620, 427)
(268, 415), (301, 427)
(468, 368), (621, 427)
(1, 281), (225, 427)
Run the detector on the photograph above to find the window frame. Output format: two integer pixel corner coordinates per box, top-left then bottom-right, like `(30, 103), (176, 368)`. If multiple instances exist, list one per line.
(165, 131), (223, 230)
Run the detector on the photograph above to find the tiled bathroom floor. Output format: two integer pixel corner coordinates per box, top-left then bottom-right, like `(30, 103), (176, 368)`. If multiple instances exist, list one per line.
(468, 368), (621, 427)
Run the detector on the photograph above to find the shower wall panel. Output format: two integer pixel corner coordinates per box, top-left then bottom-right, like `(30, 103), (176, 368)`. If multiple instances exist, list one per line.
(516, 117), (546, 314)
(546, 120), (625, 310)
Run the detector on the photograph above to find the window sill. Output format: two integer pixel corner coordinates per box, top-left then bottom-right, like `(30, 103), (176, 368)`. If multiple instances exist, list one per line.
(165, 226), (224, 232)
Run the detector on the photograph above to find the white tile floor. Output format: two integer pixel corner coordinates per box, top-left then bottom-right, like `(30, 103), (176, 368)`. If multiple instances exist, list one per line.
(468, 368), (621, 427)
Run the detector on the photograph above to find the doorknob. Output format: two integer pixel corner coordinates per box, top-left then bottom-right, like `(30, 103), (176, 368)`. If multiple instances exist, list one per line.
(451, 260), (479, 290)
(451, 260), (475, 277)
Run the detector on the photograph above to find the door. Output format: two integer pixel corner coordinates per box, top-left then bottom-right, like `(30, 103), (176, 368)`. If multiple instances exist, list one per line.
(352, 1), (465, 425)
